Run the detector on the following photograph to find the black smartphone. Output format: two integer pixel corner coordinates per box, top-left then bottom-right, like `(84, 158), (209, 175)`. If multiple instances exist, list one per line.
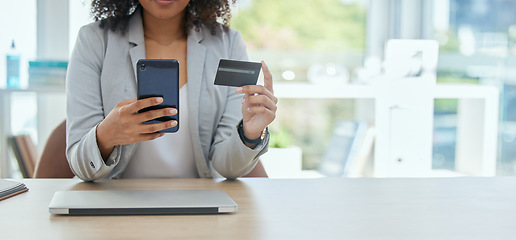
(137, 59), (179, 133)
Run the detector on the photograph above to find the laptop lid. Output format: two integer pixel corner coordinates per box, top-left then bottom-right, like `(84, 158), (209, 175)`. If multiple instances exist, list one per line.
(49, 190), (237, 215)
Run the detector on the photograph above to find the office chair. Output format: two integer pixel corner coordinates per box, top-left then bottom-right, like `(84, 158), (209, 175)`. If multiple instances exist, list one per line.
(33, 120), (267, 178)
(244, 159), (268, 177)
(33, 120), (75, 178)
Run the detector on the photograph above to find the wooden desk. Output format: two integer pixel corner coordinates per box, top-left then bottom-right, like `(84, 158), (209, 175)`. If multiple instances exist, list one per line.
(1, 177), (516, 240)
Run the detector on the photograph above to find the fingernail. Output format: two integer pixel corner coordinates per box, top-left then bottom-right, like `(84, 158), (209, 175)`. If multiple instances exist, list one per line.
(170, 109), (177, 115)
(171, 121), (177, 127)
(236, 87), (243, 92)
(247, 107), (251, 112)
(157, 98), (163, 103)
(241, 98), (245, 104)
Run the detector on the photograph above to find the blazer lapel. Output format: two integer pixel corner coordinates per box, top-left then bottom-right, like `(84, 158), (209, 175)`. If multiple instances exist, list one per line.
(187, 29), (210, 176)
(187, 29), (206, 123)
(128, 8), (145, 82)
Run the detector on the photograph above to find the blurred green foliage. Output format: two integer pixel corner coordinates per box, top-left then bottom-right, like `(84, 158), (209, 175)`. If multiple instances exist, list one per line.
(232, 0), (366, 51)
(268, 128), (293, 148)
(435, 30), (461, 52)
(434, 73), (479, 112)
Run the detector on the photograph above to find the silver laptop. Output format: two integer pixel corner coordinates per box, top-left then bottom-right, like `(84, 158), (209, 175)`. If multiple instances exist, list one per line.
(49, 190), (237, 215)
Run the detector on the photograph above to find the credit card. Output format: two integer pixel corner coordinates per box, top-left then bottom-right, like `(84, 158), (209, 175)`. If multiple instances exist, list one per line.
(213, 59), (262, 87)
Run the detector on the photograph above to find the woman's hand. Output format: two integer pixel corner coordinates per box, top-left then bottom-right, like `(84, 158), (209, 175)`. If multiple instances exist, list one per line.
(236, 61), (277, 145)
(96, 97), (177, 160)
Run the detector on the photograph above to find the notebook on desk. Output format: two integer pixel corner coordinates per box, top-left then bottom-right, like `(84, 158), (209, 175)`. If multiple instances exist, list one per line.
(49, 190), (237, 215)
(0, 179), (28, 201)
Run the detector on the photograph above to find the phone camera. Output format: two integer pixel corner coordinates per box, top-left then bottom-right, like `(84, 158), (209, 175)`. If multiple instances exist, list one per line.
(140, 64), (146, 71)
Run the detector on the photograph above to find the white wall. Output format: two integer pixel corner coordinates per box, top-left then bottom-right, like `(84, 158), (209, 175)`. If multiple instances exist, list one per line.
(0, 1), (94, 177)
(0, 0), (37, 88)
(36, 0), (93, 151)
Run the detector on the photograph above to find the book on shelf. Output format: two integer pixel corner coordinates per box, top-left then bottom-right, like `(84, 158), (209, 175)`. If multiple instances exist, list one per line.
(28, 60), (68, 87)
(22, 135), (38, 173)
(347, 126), (376, 178)
(8, 136), (28, 178)
(318, 120), (373, 177)
(8, 135), (37, 178)
(0, 179), (28, 201)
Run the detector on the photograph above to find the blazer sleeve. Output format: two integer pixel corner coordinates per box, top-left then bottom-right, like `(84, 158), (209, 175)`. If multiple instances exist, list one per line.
(210, 30), (270, 179)
(66, 25), (122, 181)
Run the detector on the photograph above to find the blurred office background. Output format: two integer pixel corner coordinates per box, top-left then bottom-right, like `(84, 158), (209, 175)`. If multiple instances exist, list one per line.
(1, 0), (515, 178)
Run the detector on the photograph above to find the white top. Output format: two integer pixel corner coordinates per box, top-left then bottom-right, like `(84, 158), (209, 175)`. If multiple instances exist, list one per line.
(122, 84), (198, 178)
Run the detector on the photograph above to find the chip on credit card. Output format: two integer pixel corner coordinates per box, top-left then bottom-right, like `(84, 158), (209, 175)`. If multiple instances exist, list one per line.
(213, 59), (262, 87)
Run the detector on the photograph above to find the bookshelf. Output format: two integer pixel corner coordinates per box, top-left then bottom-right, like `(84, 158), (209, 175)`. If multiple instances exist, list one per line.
(0, 85), (65, 178)
(274, 82), (499, 177)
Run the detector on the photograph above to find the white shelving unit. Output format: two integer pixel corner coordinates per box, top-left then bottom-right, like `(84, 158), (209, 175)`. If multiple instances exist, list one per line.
(274, 82), (499, 177)
(0, 0), (90, 177)
(0, 86), (66, 177)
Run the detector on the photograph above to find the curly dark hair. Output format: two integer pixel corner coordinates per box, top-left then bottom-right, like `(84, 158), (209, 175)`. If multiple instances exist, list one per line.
(91, 0), (236, 35)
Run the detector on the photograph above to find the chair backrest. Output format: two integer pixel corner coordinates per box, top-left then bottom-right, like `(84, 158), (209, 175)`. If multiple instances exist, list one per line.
(243, 160), (268, 178)
(33, 120), (75, 178)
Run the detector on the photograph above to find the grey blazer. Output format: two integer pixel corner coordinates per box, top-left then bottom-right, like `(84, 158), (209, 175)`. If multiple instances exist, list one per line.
(66, 10), (269, 181)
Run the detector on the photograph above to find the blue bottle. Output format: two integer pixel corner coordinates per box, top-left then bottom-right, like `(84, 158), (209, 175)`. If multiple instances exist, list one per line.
(6, 40), (21, 89)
